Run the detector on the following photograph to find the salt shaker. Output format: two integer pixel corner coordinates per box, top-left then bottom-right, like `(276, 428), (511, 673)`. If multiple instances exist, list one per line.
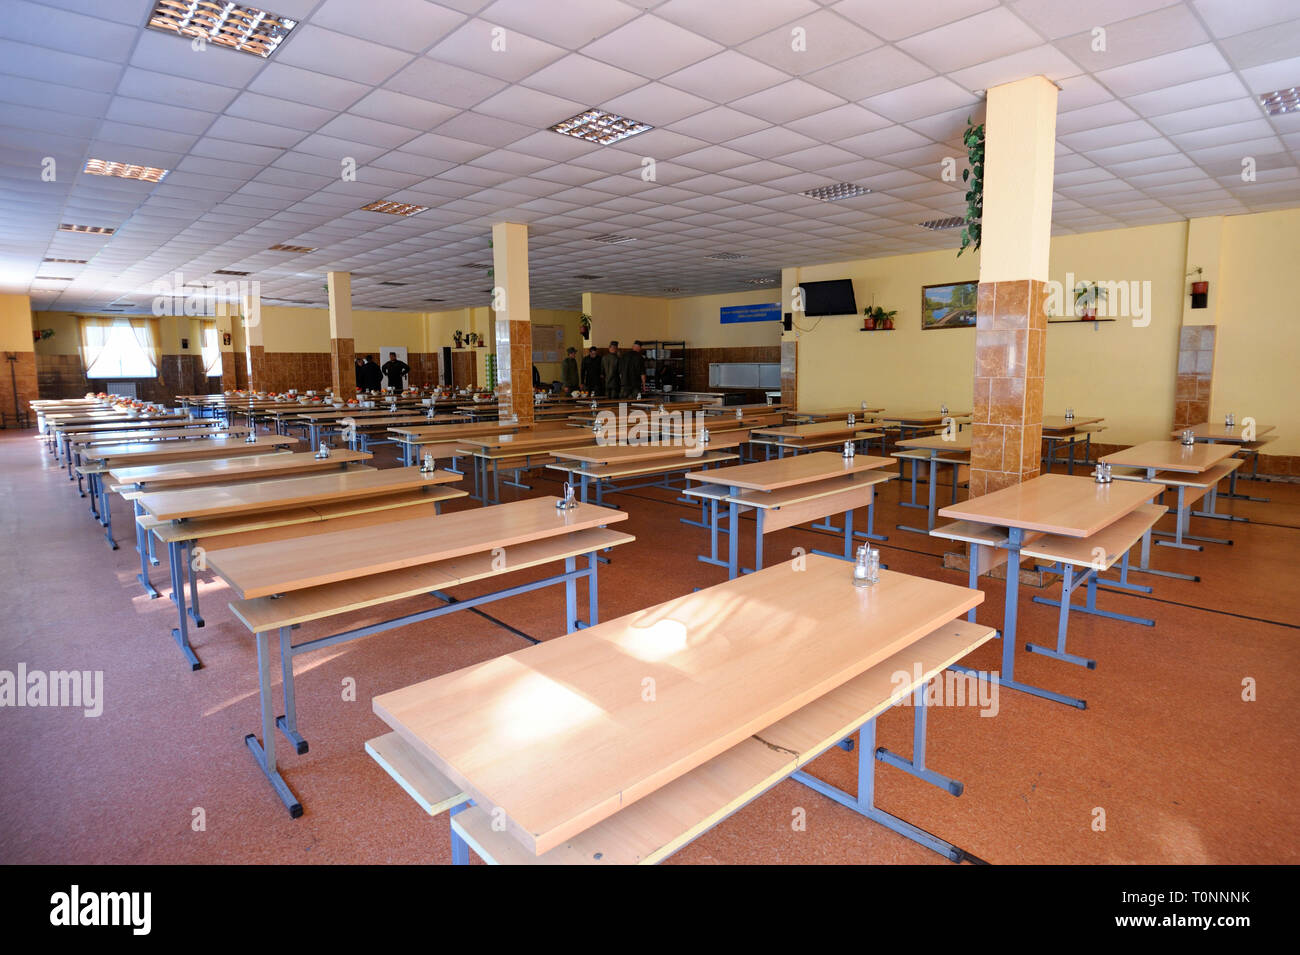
(315, 442), (330, 460)
(842, 440), (855, 460)
(847, 412), (856, 425)
(1065, 407), (1074, 421)
(940, 403), (949, 416)
(1093, 463), (1106, 484)
(556, 481), (577, 510)
(853, 545), (880, 588)
(420, 453), (435, 473)
(701, 428), (710, 446)
(1181, 429), (1195, 447)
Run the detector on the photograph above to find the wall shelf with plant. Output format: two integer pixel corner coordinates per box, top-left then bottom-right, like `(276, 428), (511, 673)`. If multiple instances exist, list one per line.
(861, 304), (897, 331)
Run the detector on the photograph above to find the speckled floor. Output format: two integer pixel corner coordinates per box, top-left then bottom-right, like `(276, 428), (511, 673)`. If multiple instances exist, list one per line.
(1, 429), (1296, 864)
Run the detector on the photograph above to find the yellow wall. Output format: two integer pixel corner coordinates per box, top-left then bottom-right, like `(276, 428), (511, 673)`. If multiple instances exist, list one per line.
(667, 289), (782, 347)
(1215, 207), (1300, 455)
(584, 292), (670, 346)
(259, 306), (331, 353)
(33, 311), (212, 358)
(0, 294), (34, 351)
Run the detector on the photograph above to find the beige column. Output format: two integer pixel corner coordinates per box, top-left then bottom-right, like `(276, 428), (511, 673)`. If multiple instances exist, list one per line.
(969, 75), (1058, 497)
(780, 267), (800, 407)
(215, 309), (237, 393)
(491, 222), (533, 427)
(1172, 216), (1223, 429)
(327, 271), (356, 398)
(242, 286), (266, 392)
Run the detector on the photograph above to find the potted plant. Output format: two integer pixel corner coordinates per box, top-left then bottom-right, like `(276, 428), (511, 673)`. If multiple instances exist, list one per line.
(1073, 281), (1107, 320)
(453, 329), (464, 348)
(862, 305), (897, 330)
(579, 312), (592, 339)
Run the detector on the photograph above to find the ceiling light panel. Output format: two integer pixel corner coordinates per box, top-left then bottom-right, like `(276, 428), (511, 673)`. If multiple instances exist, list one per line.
(83, 159), (170, 183)
(917, 216), (966, 230)
(550, 109), (654, 145)
(800, 182), (872, 202)
(147, 1), (298, 59)
(360, 200), (429, 216)
(59, 224), (116, 235)
(1259, 87), (1300, 116)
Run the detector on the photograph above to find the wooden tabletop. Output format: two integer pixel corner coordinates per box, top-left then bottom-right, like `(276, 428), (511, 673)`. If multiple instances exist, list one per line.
(896, 432), (972, 453)
(57, 418), (208, 435)
(372, 556), (981, 856)
(1100, 440), (1238, 473)
(702, 403), (788, 414)
(794, 406), (884, 418)
(71, 427), (248, 446)
(82, 434), (299, 463)
(552, 434), (745, 465)
(688, 451), (894, 492)
(390, 422), (518, 439)
(206, 497), (627, 599)
(938, 473), (1162, 537)
(752, 421), (878, 440)
(878, 411), (971, 424)
(108, 449), (369, 488)
(1042, 414), (1104, 432)
(457, 432), (598, 453)
(138, 466), (459, 522)
(1169, 421), (1276, 442)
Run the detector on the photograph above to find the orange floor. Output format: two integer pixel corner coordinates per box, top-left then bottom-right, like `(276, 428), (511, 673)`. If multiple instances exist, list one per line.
(1, 429), (1297, 865)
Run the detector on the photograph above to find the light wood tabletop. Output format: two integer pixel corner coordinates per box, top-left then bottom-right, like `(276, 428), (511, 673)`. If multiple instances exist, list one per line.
(138, 466), (460, 522)
(390, 422), (519, 439)
(207, 497), (628, 599)
(372, 556), (981, 856)
(878, 411), (971, 424)
(688, 451), (894, 492)
(552, 435), (745, 465)
(896, 432), (972, 452)
(793, 406), (884, 418)
(107, 449), (370, 488)
(1042, 415), (1104, 432)
(753, 421), (879, 439)
(938, 473), (1163, 537)
(82, 434), (300, 464)
(57, 418), (209, 435)
(1100, 440), (1238, 473)
(1169, 421), (1276, 442)
(457, 432), (598, 453)
(70, 428), (249, 446)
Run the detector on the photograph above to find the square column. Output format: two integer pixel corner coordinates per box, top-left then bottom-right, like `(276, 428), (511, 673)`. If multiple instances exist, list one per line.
(242, 287), (266, 392)
(970, 75), (1058, 497)
(492, 222), (533, 427)
(327, 271), (356, 400)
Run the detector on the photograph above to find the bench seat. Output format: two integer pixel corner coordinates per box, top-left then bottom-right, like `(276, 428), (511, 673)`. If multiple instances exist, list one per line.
(1019, 504), (1167, 571)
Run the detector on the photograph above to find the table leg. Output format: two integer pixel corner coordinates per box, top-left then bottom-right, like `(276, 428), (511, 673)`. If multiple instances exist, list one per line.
(166, 541), (201, 670)
(727, 497), (740, 580)
(875, 686), (964, 795)
(244, 630), (303, 818)
(274, 626), (308, 755)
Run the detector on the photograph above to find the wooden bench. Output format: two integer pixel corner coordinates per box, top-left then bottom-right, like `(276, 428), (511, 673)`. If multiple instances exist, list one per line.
(367, 618), (996, 864)
(1017, 503), (1168, 670)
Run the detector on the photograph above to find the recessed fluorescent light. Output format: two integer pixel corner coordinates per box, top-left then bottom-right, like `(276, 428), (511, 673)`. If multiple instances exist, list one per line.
(1259, 87), (1300, 115)
(589, 234), (636, 244)
(917, 216), (966, 231)
(360, 200), (428, 217)
(378, 281), (407, 286)
(800, 182), (871, 202)
(59, 223), (115, 235)
(83, 159), (169, 183)
(550, 109), (653, 145)
(213, 269), (250, 276)
(573, 274), (603, 280)
(706, 252), (744, 261)
(459, 263), (492, 269)
(743, 277), (777, 285)
(147, 1), (297, 59)
(267, 243), (316, 253)
(662, 287), (681, 293)
(35, 276), (74, 281)
(424, 298), (445, 302)
(43, 258), (87, 264)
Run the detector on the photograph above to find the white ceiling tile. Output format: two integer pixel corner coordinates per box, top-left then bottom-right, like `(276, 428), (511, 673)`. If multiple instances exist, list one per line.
(1056, 6), (1212, 73)
(666, 106), (770, 142)
(1193, 0), (1300, 38)
(479, 0), (640, 47)
(1219, 19), (1300, 72)
(522, 54), (646, 103)
(249, 64), (371, 110)
(431, 111), (535, 148)
(1060, 120), (1161, 152)
(737, 9), (883, 76)
(805, 46), (935, 101)
(1239, 55), (1300, 95)
(654, 0), (820, 46)
(473, 86), (585, 127)
(311, 0), (467, 52)
(730, 80), (845, 126)
(662, 50), (789, 102)
(581, 15), (724, 79)
(1093, 45), (1233, 97)
(1124, 73), (1251, 116)
(276, 25), (415, 85)
(949, 44), (1085, 94)
(599, 83), (714, 127)
(831, 0), (999, 41)
(0, 36), (123, 92)
(861, 76), (980, 123)
(898, 8), (1044, 73)
(128, 28), (266, 87)
(427, 17), (567, 82)
(1151, 99), (1267, 135)
(1010, 0), (1181, 40)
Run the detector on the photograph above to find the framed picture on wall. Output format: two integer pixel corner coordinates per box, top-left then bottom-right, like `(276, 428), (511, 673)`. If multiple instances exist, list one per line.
(921, 281), (978, 329)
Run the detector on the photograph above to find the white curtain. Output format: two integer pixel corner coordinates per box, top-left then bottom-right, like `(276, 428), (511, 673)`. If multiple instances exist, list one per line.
(200, 321), (221, 376)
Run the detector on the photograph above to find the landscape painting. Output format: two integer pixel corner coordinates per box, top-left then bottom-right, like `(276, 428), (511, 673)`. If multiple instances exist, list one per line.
(921, 281), (978, 329)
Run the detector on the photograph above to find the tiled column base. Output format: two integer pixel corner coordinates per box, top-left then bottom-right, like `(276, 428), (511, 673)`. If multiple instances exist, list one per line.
(969, 279), (1046, 498)
(247, 345), (266, 392)
(1, 351), (38, 426)
(1173, 325), (1215, 429)
(495, 318), (533, 427)
(330, 337), (355, 400)
(220, 353), (238, 393)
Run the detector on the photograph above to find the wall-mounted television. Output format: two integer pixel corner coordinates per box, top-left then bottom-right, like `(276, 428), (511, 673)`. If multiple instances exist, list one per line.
(800, 279), (857, 317)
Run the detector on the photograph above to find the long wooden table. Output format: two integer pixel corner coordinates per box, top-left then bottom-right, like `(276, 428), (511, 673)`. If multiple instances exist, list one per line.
(934, 473), (1162, 709)
(207, 497), (635, 815)
(750, 421), (881, 457)
(686, 451), (895, 577)
(133, 466), (462, 669)
(893, 431), (972, 534)
(1041, 414), (1106, 474)
(1170, 420), (1277, 510)
(371, 556), (988, 862)
(549, 438), (745, 506)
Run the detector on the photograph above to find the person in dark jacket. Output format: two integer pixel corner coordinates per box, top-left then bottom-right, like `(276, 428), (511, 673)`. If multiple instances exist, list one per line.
(354, 356), (366, 389)
(600, 341), (620, 398)
(561, 347), (580, 392)
(532, 364), (542, 389)
(618, 341), (646, 398)
(381, 352), (409, 392)
(580, 346), (602, 394)
(362, 356), (382, 392)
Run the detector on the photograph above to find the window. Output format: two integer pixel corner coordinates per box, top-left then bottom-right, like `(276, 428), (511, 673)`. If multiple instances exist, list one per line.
(200, 322), (221, 377)
(80, 317), (160, 379)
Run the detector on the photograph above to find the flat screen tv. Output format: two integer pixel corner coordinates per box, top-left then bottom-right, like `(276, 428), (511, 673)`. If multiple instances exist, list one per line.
(801, 279), (857, 317)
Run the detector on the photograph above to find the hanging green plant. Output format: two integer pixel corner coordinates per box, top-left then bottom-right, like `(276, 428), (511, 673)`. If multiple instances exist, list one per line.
(958, 116), (984, 258)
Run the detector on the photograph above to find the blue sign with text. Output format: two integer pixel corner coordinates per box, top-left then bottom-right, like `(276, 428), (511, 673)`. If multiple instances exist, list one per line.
(720, 303), (781, 324)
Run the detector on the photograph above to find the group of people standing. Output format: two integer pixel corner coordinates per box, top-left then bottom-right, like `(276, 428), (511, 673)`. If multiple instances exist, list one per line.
(354, 352), (409, 392)
(560, 340), (647, 398)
